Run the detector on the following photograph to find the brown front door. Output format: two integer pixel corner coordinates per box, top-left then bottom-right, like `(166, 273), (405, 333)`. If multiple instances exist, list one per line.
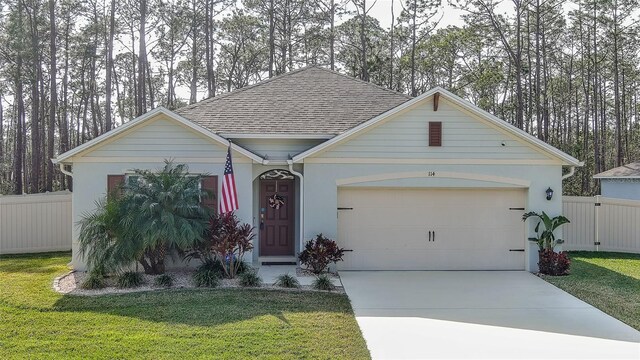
(259, 179), (295, 256)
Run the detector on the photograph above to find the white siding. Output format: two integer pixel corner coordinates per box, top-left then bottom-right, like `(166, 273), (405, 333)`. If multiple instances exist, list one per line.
(315, 98), (552, 161)
(563, 196), (640, 253)
(0, 192), (72, 254)
(87, 115), (228, 159)
(232, 138), (325, 160)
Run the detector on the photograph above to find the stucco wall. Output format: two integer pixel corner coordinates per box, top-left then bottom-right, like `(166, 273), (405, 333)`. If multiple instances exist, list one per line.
(298, 94), (569, 272)
(69, 116), (256, 272)
(601, 179), (640, 200)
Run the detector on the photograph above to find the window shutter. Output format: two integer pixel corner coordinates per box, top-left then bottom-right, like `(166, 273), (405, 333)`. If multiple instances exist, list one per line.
(201, 176), (218, 210)
(428, 121), (442, 147)
(107, 175), (125, 197)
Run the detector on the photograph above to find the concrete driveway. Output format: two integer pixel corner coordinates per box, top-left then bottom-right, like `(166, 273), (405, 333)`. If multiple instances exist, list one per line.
(340, 271), (640, 359)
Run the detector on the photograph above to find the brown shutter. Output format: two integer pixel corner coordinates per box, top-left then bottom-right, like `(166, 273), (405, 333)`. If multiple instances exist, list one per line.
(428, 121), (442, 147)
(107, 175), (125, 197)
(201, 176), (218, 210)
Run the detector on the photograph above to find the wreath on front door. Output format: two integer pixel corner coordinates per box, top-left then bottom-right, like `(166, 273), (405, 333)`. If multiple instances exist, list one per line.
(269, 193), (286, 209)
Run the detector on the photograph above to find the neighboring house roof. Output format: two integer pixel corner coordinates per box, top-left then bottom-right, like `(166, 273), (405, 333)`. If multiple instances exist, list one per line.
(53, 107), (264, 164)
(593, 162), (640, 179)
(293, 87), (584, 167)
(175, 66), (412, 135)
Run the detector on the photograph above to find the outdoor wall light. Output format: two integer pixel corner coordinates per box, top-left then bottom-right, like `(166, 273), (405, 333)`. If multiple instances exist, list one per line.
(546, 187), (554, 201)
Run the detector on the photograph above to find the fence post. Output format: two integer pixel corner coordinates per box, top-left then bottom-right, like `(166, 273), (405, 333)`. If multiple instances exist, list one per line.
(594, 195), (601, 251)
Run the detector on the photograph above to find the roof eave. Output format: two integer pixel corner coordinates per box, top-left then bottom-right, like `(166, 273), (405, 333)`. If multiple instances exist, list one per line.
(593, 175), (640, 179)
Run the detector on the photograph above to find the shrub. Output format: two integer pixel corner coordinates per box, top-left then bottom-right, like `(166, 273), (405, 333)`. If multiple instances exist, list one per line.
(523, 212), (572, 276)
(274, 274), (300, 288)
(522, 211), (570, 251)
(154, 274), (174, 288)
(193, 266), (220, 287)
(81, 272), (106, 290)
(538, 249), (571, 276)
(208, 213), (255, 279)
(312, 274), (335, 291)
(238, 271), (262, 287)
(78, 195), (132, 274)
(116, 271), (144, 288)
(298, 234), (346, 274)
(79, 161), (211, 276)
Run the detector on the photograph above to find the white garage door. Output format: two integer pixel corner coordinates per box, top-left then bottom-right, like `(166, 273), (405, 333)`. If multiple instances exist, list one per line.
(337, 188), (526, 270)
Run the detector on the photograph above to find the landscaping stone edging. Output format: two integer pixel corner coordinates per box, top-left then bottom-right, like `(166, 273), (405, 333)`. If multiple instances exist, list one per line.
(53, 270), (344, 296)
(53, 270), (76, 294)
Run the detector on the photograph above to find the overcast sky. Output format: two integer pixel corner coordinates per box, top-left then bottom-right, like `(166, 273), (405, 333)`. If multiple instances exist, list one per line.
(363, 0), (467, 29)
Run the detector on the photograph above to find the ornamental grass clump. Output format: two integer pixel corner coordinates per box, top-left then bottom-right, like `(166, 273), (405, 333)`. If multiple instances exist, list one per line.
(154, 274), (174, 288)
(238, 271), (262, 287)
(193, 265), (221, 287)
(274, 274), (300, 288)
(116, 271), (144, 288)
(312, 274), (335, 291)
(81, 272), (106, 290)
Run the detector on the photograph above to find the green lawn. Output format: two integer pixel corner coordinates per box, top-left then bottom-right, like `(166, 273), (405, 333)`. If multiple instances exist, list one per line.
(542, 251), (640, 331)
(0, 252), (370, 359)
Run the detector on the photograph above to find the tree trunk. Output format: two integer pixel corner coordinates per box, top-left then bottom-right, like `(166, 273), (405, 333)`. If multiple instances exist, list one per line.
(330, 0), (335, 71)
(189, 0), (198, 104)
(612, 3), (623, 166)
(268, 0), (275, 77)
(360, 0), (369, 82)
(105, 0), (116, 131)
(137, 0), (148, 116)
(47, 0), (57, 192)
(389, 0), (394, 89)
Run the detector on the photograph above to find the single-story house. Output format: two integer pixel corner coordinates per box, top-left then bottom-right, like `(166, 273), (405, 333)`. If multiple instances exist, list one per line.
(54, 66), (582, 272)
(594, 162), (640, 200)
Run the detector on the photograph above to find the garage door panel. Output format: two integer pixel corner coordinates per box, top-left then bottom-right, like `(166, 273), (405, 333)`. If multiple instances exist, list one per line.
(337, 188), (526, 270)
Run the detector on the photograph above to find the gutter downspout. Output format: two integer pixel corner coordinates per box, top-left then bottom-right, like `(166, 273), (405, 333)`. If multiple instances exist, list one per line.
(561, 166), (576, 180)
(287, 160), (304, 257)
(58, 162), (73, 177)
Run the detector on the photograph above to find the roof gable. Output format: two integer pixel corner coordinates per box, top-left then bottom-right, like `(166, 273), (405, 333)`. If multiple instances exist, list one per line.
(54, 107), (263, 164)
(293, 87), (583, 167)
(175, 66), (411, 135)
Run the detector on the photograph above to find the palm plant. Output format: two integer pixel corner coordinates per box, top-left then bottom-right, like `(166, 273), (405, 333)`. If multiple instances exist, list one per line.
(78, 195), (137, 273)
(124, 161), (210, 274)
(522, 211), (570, 251)
(78, 161), (211, 275)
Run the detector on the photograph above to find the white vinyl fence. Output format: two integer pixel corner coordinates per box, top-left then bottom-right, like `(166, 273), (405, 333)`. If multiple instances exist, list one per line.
(563, 196), (640, 253)
(0, 191), (72, 254)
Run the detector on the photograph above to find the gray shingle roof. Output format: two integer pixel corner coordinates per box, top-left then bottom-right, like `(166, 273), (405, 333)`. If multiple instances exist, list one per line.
(594, 162), (640, 178)
(175, 66), (412, 135)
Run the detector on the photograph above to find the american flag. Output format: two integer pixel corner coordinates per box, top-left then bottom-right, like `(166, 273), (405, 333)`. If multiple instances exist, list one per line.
(220, 145), (239, 214)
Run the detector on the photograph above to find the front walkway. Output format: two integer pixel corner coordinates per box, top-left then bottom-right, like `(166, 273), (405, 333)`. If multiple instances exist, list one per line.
(341, 271), (640, 359)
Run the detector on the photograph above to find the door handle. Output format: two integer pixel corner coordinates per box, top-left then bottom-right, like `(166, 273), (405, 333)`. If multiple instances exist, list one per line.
(433, 231), (435, 242)
(428, 230), (431, 242)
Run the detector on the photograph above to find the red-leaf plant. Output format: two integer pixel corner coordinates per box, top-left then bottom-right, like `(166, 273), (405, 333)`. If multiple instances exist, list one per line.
(298, 234), (346, 274)
(209, 212), (255, 278)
